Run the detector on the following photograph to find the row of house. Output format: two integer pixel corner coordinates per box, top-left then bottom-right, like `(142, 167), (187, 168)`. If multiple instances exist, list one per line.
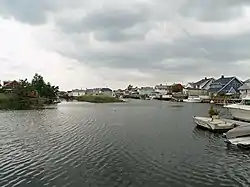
(67, 88), (113, 97)
(184, 75), (250, 98)
(63, 75), (250, 100)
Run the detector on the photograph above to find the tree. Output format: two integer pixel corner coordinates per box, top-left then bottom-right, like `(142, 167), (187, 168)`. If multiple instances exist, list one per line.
(127, 84), (133, 91)
(31, 74), (59, 99)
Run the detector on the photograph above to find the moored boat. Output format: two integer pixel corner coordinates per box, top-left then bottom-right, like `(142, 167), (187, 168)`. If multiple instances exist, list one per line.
(224, 96), (250, 122)
(183, 96), (203, 103)
(193, 116), (236, 132)
(224, 125), (250, 148)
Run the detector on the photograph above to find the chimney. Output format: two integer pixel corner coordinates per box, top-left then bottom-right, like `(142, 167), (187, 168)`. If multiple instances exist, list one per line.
(205, 77), (207, 80)
(221, 75), (224, 78)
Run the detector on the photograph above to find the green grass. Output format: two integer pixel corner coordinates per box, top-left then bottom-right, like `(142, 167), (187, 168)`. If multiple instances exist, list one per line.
(76, 95), (123, 103)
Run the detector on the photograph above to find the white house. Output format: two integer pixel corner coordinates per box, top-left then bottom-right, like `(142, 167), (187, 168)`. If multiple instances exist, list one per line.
(99, 88), (113, 97)
(68, 89), (86, 97)
(155, 84), (169, 94)
(239, 79), (250, 98)
(138, 87), (155, 96)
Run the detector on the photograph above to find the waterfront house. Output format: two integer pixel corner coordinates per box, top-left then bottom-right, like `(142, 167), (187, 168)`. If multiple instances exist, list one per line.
(186, 77), (214, 90)
(2, 80), (21, 92)
(155, 84), (169, 95)
(238, 79), (250, 98)
(85, 88), (113, 97)
(183, 88), (209, 97)
(208, 75), (243, 96)
(68, 89), (86, 97)
(99, 88), (113, 97)
(85, 88), (101, 95)
(168, 83), (184, 93)
(138, 87), (155, 96)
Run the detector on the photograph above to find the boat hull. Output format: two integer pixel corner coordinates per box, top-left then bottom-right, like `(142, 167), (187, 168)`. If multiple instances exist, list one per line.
(226, 107), (250, 122)
(183, 99), (202, 103)
(193, 116), (235, 132)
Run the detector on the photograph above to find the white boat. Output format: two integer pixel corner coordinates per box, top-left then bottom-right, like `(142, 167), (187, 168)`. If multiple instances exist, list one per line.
(224, 96), (250, 122)
(183, 96), (203, 103)
(155, 94), (172, 101)
(224, 125), (250, 148)
(193, 116), (236, 132)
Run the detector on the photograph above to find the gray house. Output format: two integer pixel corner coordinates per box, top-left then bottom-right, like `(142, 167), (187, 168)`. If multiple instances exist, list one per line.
(238, 79), (250, 98)
(186, 77), (214, 90)
(208, 75), (243, 96)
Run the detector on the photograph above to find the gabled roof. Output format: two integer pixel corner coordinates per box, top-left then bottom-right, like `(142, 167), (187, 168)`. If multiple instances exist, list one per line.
(100, 88), (112, 92)
(211, 76), (235, 86)
(244, 79), (250, 83)
(193, 78), (211, 87)
(208, 76), (243, 94)
(239, 83), (250, 90)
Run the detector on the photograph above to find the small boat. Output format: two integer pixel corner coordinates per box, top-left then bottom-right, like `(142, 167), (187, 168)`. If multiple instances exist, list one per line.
(193, 116), (237, 132)
(224, 125), (250, 148)
(224, 96), (250, 122)
(183, 96), (202, 103)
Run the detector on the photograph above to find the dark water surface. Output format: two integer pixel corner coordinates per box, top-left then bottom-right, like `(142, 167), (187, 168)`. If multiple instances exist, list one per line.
(1, 100), (250, 187)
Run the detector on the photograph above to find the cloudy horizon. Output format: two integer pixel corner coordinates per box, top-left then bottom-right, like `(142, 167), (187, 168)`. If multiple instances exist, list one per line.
(0, 0), (250, 90)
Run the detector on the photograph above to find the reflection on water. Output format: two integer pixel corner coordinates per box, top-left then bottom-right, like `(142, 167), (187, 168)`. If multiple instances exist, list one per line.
(0, 101), (250, 187)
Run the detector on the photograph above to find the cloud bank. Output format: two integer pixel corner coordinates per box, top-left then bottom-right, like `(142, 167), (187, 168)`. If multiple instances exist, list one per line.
(0, 0), (250, 90)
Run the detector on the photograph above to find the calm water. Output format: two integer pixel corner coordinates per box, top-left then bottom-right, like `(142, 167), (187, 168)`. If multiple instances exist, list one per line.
(0, 100), (250, 187)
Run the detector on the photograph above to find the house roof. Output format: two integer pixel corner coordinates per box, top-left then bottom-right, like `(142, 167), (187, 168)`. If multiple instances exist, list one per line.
(100, 88), (112, 92)
(211, 76), (235, 85)
(244, 79), (250, 83)
(72, 89), (86, 92)
(193, 77), (213, 87)
(208, 76), (243, 93)
(239, 83), (250, 90)
(2, 80), (20, 88)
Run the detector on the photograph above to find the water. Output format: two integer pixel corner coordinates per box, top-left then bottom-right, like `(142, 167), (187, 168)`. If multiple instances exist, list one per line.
(0, 100), (250, 187)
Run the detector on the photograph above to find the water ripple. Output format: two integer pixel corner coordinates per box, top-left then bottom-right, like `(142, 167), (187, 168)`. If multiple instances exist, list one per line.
(0, 102), (250, 186)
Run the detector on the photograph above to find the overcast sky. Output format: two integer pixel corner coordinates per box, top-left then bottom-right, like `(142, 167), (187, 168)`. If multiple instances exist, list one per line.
(0, 0), (250, 90)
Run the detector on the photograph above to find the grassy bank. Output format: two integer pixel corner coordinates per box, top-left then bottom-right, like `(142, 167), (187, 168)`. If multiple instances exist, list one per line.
(76, 95), (123, 103)
(0, 93), (51, 110)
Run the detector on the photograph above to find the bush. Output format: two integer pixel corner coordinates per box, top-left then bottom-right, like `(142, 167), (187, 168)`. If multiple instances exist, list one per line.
(208, 105), (220, 117)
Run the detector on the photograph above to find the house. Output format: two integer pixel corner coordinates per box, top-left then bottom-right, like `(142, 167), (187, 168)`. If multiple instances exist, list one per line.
(2, 80), (21, 92)
(85, 88), (113, 97)
(183, 88), (209, 97)
(2, 80), (20, 89)
(68, 89), (86, 97)
(168, 83), (184, 93)
(138, 87), (155, 96)
(155, 84), (169, 95)
(238, 79), (250, 98)
(85, 88), (101, 95)
(208, 75), (243, 96)
(186, 77), (214, 90)
(99, 88), (113, 97)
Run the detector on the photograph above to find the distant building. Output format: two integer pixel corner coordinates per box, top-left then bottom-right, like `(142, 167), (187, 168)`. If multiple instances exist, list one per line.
(183, 88), (209, 96)
(68, 89), (86, 97)
(208, 75), (243, 96)
(2, 80), (21, 92)
(138, 87), (155, 96)
(155, 84), (169, 95)
(85, 88), (113, 97)
(168, 83), (184, 93)
(186, 77), (214, 90)
(100, 88), (113, 97)
(238, 79), (250, 98)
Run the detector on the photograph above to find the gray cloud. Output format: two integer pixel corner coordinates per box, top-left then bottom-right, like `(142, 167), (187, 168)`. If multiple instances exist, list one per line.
(1, 0), (250, 86)
(180, 0), (250, 22)
(0, 0), (85, 24)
